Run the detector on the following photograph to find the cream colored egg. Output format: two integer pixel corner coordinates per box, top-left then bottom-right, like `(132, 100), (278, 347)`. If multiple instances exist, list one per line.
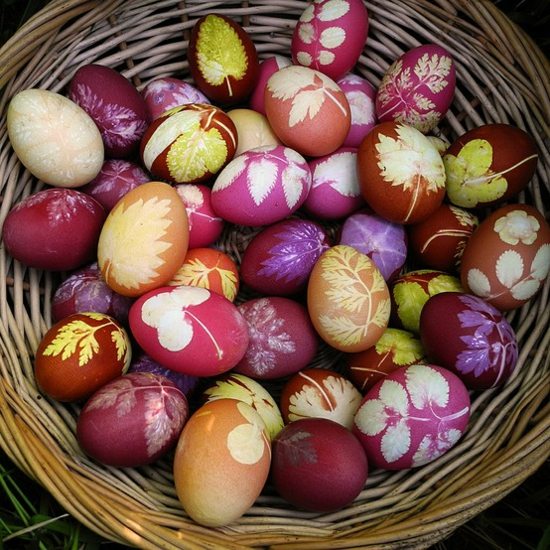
(7, 89), (104, 187)
(227, 108), (281, 156)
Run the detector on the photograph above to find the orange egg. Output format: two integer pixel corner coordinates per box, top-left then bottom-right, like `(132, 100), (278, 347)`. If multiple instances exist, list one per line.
(98, 182), (189, 297)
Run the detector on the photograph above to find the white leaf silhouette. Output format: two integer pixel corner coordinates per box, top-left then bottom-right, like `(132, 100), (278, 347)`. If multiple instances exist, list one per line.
(298, 23), (315, 44)
(320, 26), (346, 49)
(318, 0), (350, 21)
(227, 402), (267, 465)
(405, 364), (449, 410)
(412, 429), (462, 467)
(281, 165), (306, 209)
(283, 147), (307, 165)
(268, 66), (317, 101)
(313, 151), (359, 197)
(347, 90), (376, 125)
(531, 244), (550, 280)
(496, 250), (524, 288)
(213, 153), (249, 192)
(86, 378), (135, 413)
(144, 389), (184, 457)
(381, 420), (411, 463)
(511, 279), (540, 301)
(296, 51), (313, 67)
(248, 158), (279, 205)
(288, 88), (326, 127)
(318, 51), (336, 65)
(355, 398), (387, 435)
(300, 4), (315, 23)
(467, 268), (492, 298)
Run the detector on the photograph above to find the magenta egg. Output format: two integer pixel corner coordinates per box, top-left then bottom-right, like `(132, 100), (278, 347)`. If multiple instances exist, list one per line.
(249, 55), (292, 115)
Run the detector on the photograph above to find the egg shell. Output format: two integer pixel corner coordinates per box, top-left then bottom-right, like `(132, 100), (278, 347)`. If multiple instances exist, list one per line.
(142, 77), (210, 120)
(408, 204), (479, 272)
(420, 293), (518, 390)
(77, 372), (188, 467)
(357, 122), (446, 224)
(338, 209), (408, 281)
(307, 245), (390, 353)
(234, 297), (319, 380)
(129, 285), (249, 376)
(80, 159), (149, 212)
(240, 218), (331, 295)
(443, 124), (539, 208)
(337, 73), (377, 148)
(173, 399), (271, 527)
(3, 188), (105, 271)
(375, 44), (456, 133)
(271, 418), (368, 512)
(249, 55), (292, 114)
(280, 369), (362, 428)
(346, 328), (425, 393)
(291, 0), (369, 81)
(353, 363), (470, 470)
(7, 89), (104, 187)
(390, 269), (463, 333)
(97, 181), (189, 297)
(69, 64), (148, 158)
(168, 247), (239, 302)
(304, 147), (364, 219)
(264, 65), (350, 157)
(188, 14), (259, 105)
(227, 108), (281, 156)
(140, 103), (237, 185)
(34, 313), (131, 402)
(203, 373), (284, 440)
(174, 184), (224, 248)
(460, 204), (550, 311)
(52, 262), (133, 324)
(211, 145), (311, 227)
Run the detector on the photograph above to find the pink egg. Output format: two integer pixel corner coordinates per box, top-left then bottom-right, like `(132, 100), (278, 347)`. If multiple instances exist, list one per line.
(353, 363), (470, 470)
(211, 145), (311, 226)
(129, 285), (249, 377)
(80, 159), (149, 212)
(234, 297), (319, 380)
(337, 73), (377, 147)
(376, 44), (456, 133)
(249, 55), (292, 115)
(304, 147), (365, 219)
(291, 0), (369, 81)
(69, 64), (149, 157)
(142, 77), (210, 120)
(3, 188), (105, 271)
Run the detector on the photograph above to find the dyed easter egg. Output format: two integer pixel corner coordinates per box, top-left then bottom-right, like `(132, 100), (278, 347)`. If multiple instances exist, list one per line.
(339, 209), (408, 281)
(168, 247), (239, 302)
(140, 103), (237, 185)
(240, 218), (330, 295)
(3, 188), (105, 271)
(7, 89), (103, 187)
(80, 159), (149, 212)
(291, 0), (369, 81)
(234, 297), (319, 380)
(408, 203), (479, 272)
(264, 65), (350, 157)
(34, 313), (131, 402)
(211, 145), (311, 226)
(249, 55), (292, 114)
(376, 44), (456, 133)
(460, 204), (550, 311)
(308, 245), (390, 352)
(353, 363), (470, 470)
(337, 73), (377, 147)
(174, 184), (224, 248)
(420, 293), (518, 389)
(227, 108), (280, 155)
(304, 147), (365, 219)
(443, 124), (538, 208)
(271, 418), (368, 512)
(357, 122), (446, 224)
(346, 328), (425, 393)
(142, 77), (210, 120)
(129, 285), (249, 376)
(77, 372), (188, 467)
(188, 14), (259, 105)
(280, 369), (362, 429)
(173, 399), (270, 527)
(69, 64), (148, 157)
(98, 182), (189, 297)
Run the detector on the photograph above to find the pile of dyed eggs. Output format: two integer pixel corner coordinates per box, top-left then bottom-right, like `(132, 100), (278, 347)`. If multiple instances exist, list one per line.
(3, 0), (549, 528)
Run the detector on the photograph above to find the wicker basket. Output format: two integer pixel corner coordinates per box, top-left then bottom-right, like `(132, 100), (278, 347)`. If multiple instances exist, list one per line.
(0, 1), (548, 548)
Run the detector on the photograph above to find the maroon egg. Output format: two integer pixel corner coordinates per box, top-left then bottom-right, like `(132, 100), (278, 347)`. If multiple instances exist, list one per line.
(234, 297), (319, 380)
(52, 262), (133, 323)
(3, 188), (105, 271)
(419, 292), (518, 390)
(77, 372), (188, 467)
(69, 64), (149, 158)
(271, 418), (368, 512)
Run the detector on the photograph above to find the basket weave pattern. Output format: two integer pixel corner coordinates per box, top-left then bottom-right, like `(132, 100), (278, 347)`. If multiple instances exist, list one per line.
(0, 1), (549, 548)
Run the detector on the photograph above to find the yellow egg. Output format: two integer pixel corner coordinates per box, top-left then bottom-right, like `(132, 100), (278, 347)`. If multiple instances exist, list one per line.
(227, 108), (281, 156)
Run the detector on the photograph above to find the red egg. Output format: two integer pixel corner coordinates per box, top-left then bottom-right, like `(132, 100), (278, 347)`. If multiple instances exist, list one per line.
(271, 418), (368, 512)
(2, 188), (105, 271)
(188, 14), (259, 105)
(77, 372), (188, 467)
(34, 313), (131, 402)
